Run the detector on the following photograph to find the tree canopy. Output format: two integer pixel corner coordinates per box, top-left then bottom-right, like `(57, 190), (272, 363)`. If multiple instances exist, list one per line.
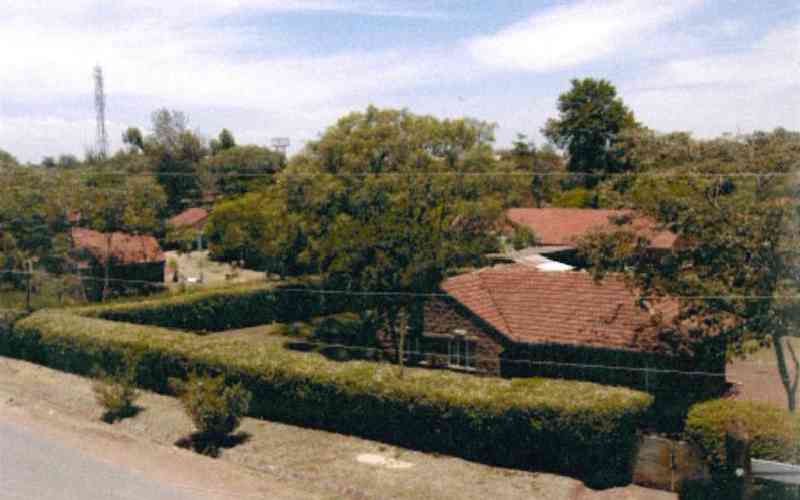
(578, 128), (800, 410)
(207, 107), (514, 357)
(544, 78), (637, 184)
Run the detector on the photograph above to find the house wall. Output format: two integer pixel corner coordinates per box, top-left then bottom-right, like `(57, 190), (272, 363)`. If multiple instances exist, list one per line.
(376, 296), (727, 399)
(80, 261), (165, 301)
(375, 297), (506, 374)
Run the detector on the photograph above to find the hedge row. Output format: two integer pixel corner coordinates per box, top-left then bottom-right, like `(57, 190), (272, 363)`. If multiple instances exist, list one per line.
(3, 310), (653, 488)
(75, 281), (356, 333)
(685, 399), (800, 469)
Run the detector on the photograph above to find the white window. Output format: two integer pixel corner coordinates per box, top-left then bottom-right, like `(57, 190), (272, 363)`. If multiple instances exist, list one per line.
(448, 331), (475, 369)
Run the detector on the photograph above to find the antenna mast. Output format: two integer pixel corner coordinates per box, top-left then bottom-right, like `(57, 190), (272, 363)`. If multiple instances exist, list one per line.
(271, 137), (290, 156)
(94, 65), (108, 158)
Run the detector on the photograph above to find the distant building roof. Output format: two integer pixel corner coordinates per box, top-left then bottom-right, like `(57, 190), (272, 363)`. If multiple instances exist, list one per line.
(441, 264), (680, 354)
(71, 227), (164, 265)
(168, 208), (209, 229)
(506, 208), (678, 249)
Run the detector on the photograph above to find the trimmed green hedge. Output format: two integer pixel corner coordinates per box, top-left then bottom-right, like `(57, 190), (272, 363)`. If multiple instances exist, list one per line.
(3, 309), (654, 488)
(0, 309), (27, 332)
(76, 281), (355, 333)
(685, 399), (800, 469)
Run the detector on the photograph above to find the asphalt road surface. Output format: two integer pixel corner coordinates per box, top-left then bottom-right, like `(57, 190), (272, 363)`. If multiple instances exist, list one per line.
(1, 420), (215, 500)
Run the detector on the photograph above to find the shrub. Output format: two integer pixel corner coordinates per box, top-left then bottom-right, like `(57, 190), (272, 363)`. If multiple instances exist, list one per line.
(4, 309), (653, 487)
(684, 399), (800, 470)
(173, 373), (251, 439)
(552, 187), (596, 208)
(92, 353), (140, 423)
(509, 225), (538, 251)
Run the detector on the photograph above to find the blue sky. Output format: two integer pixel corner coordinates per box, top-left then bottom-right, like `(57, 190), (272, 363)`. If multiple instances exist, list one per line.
(2, 0), (798, 162)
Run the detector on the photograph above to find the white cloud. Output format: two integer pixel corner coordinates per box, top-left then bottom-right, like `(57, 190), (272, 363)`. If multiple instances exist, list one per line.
(467, 0), (701, 72)
(0, 1), (460, 161)
(634, 22), (800, 90)
(625, 21), (800, 137)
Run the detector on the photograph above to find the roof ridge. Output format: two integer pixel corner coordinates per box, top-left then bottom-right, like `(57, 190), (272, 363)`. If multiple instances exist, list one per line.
(475, 266), (515, 338)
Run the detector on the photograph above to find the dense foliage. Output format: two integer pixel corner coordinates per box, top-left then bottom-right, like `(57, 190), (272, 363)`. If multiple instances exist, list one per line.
(579, 128), (800, 411)
(173, 372), (251, 439)
(206, 107), (534, 359)
(685, 399), (800, 468)
(77, 280), (353, 332)
(5, 309), (653, 487)
(543, 78), (637, 184)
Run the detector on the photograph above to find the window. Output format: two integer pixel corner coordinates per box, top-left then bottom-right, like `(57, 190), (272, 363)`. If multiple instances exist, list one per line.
(403, 336), (420, 361)
(448, 331), (475, 369)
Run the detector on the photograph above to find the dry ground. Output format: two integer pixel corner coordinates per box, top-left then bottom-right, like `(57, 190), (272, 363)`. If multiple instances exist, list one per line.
(727, 336), (799, 410)
(164, 250), (266, 287)
(0, 355), (673, 500)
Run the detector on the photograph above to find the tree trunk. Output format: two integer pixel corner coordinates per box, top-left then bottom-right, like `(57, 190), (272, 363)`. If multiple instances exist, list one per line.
(25, 260), (33, 311)
(103, 233), (112, 302)
(773, 334), (799, 412)
(385, 307), (404, 379)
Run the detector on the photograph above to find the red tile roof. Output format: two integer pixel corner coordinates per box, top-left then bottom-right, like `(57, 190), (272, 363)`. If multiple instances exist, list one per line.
(168, 208), (209, 228)
(441, 264), (680, 353)
(71, 228), (164, 264)
(506, 208), (678, 249)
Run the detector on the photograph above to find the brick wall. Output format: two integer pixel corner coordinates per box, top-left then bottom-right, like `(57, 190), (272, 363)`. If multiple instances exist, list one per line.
(375, 297), (506, 375)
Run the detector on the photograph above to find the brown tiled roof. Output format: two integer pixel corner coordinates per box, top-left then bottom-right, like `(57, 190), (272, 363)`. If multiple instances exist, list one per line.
(441, 264), (680, 353)
(506, 208), (678, 249)
(168, 208), (209, 228)
(71, 228), (164, 264)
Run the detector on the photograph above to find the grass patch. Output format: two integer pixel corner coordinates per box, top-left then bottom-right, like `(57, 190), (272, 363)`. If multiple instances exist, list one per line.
(4, 309), (653, 488)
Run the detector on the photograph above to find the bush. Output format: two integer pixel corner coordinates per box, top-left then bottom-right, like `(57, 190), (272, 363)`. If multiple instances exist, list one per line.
(0, 309), (26, 332)
(3, 309), (653, 487)
(552, 187), (596, 208)
(684, 399), (800, 470)
(173, 373), (251, 439)
(92, 353), (140, 423)
(509, 225), (538, 251)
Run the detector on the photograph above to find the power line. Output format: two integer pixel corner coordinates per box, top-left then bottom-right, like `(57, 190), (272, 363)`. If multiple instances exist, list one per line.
(1, 270), (798, 300)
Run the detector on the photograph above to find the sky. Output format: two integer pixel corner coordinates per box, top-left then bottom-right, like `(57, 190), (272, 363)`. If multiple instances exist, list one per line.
(2, 0), (799, 163)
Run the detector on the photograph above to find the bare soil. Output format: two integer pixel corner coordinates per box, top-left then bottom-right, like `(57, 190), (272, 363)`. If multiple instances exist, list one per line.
(0, 356), (673, 500)
(164, 250), (266, 287)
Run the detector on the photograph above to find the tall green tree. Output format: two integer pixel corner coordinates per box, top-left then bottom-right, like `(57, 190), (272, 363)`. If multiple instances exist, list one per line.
(578, 129), (800, 411)
(198, 145), (285, 198)
(544, 78), (637, 185)
(210, 128), (236, 155)
(147, 109), (207, 212)
(208, 107), (510, 373)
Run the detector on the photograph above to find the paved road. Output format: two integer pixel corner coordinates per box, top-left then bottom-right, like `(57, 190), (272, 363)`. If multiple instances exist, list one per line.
(0, 421), (206, 500)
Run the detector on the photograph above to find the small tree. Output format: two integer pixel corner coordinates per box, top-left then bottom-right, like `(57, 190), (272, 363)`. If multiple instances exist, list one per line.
(92, 353), (140, 423)
(172, 373), (251, 454)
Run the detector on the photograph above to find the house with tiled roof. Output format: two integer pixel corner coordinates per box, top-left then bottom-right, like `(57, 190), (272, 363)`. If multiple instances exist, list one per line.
(71, 227), (165, 300)
(167, 207), (210, 250)
(376, 264), (725, 392)
(502, 208), (680, 267)
(168, 207), (209, 230)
